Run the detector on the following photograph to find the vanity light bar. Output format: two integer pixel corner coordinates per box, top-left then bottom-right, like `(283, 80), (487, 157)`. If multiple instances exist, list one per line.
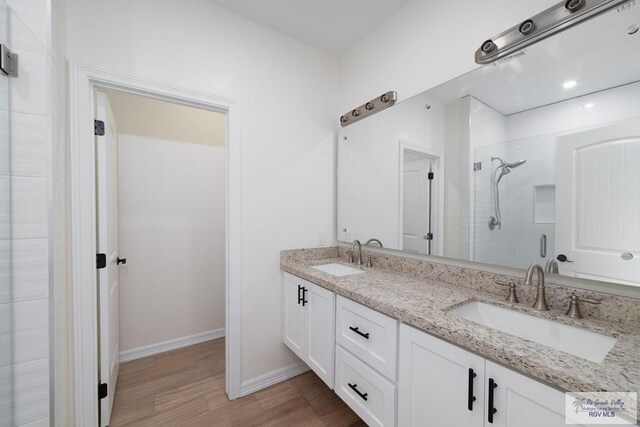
(475, 0), (631, 64)
(339, 91), (397, 127)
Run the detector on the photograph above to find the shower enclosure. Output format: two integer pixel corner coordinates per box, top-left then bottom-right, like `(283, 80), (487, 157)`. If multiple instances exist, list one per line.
(0, 1), (13, 425)
(473, 136), (556, 270)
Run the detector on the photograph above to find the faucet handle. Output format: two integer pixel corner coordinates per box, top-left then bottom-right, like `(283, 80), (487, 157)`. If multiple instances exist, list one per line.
(495, 280), (519, 303)
(566, 291), (601, 319)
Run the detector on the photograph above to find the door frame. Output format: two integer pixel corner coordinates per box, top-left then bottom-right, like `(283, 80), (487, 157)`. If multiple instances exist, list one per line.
(398, 142), (445, 255)
(69, 62), (242, 426)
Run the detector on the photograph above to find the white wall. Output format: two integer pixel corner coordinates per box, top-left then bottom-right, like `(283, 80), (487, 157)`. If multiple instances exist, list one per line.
(338, 0), (558, 109)
(64, 0), (338, 386)
(117, 133), (225, 354)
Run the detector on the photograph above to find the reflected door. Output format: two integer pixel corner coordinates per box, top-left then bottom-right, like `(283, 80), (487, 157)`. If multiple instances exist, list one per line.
(402, 150), (438, 255)
(556, 118), (640, 285)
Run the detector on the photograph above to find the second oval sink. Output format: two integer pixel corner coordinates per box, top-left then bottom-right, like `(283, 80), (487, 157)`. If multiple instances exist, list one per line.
(449, 301), (617, 363)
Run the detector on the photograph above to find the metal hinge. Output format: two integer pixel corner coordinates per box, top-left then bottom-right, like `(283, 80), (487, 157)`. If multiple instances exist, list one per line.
(97, 253), (107, 269)
(98, 383), (108, 400)
(474, 162), (482, 171)
(423, 233), (434, 241)
(94, 120), (105, 136)
(0, 44), (18, 77)
(427, 171), (434, 181)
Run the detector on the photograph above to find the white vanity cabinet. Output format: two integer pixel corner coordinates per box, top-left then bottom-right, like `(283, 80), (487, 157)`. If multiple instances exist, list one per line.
(485, 361), (581, 427)
(283, 273), (335, 388)
(398, 324), (485, 427)
(398, 324), (579, 427)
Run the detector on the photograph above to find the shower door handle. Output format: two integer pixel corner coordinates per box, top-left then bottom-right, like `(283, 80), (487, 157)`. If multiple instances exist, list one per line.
(539, 234), (547, 258)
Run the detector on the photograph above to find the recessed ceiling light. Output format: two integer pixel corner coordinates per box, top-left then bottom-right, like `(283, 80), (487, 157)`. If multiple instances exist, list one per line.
(584, 103), (595, 109)
(563, 80), (578, 89)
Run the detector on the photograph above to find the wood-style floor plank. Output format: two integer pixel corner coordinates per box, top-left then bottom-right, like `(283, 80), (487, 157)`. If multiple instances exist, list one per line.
(109, 339), (367, 426)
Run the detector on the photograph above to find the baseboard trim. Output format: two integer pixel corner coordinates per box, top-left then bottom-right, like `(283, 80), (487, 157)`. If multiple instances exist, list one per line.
(119, 328), (226, 363)
(240, 363), (310, 397)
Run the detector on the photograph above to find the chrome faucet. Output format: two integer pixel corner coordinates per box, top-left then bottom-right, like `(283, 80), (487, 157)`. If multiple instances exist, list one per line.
(545, 257), (559, 274)
(351, 240), (363, 266)
(524, 263), (549, 311)
(364, 238), (383, 248)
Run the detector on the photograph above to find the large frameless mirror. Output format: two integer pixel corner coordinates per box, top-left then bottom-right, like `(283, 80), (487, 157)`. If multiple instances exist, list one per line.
(337, 2), (640, 290)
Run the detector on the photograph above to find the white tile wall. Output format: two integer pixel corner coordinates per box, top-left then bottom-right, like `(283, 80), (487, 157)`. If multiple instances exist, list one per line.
(10, 176), (49, 239)
(5, 0), (52, 425)
(12, 359), (49, 425)
(11, 239), (48, 302)
(10, 112), (49, 177)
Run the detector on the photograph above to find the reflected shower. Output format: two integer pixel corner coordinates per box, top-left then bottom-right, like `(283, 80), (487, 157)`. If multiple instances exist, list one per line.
(489, 156), (527, 230)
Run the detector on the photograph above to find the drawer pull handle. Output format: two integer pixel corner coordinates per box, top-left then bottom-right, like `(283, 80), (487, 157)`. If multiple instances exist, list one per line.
(349, 326), (370, 339)
(348, 383), (368, 401)
(301, 287), (308, 307)
(488, 378), (498, 423)
(468, 368), (477, 411)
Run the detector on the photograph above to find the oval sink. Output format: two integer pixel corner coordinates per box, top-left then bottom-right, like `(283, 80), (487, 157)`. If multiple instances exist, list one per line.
(312, 263), (365, 277)
(449, 301), (616, 363)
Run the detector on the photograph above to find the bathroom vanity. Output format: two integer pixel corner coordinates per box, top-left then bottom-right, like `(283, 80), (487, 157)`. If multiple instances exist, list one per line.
(281, 248), (640, 427)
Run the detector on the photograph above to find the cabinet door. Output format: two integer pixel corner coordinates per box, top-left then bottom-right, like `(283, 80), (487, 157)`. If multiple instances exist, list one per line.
(283, 273), (306, 360)
(485, 361), (581, 427)
(398, 324), (485, 427)
(306, 282), (336, 388)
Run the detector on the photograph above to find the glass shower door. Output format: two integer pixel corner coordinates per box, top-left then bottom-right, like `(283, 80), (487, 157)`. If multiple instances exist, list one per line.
(0, 0), (13, 425)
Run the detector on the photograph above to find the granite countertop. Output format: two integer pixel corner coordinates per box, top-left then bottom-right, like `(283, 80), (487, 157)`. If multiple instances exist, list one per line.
(281, 254), (640, 396)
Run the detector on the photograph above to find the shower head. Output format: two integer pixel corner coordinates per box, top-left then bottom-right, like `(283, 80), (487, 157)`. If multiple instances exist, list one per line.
(491, 156), (527, 170)
(492, 157), (527, 184)
(504, 159), (527, 169)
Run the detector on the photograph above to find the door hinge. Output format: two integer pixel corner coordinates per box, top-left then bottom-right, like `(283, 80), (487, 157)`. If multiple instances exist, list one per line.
(0, 44), (18, 77)
(473, 162), (482, 171)
(97, 253), (107, 269)
(94, 119), (105, 136)
(427, 171), (434, 181)
(98, 383), (108, 400)
(423, 233), (434, 241)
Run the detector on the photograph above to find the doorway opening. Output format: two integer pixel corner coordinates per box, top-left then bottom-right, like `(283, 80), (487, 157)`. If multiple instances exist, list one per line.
(94, 89), (227, 426)
(69, 63), (240, 427)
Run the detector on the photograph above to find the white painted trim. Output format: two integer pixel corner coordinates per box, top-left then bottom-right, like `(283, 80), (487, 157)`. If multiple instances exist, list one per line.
(69, 62), (242, 427)
(240, 363), (310, 397)
(119, 328), (226, 363)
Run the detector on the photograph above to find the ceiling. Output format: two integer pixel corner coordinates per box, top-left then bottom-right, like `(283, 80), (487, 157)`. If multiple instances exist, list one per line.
(207, 0), (410, 55)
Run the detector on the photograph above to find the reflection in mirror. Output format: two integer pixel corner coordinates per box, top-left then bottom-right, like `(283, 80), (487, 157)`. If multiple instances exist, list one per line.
(337, 2), (640, 288)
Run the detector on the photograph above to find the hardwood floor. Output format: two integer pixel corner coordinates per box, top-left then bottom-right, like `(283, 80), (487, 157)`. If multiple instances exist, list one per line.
(109, 339), (366, 426)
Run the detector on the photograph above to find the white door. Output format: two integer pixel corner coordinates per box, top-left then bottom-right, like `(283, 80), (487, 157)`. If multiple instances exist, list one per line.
(96, 91), (120, 426)
(398, 324), (485, 427)
(556, 119), (640, 286)
(402, 151), (437, 255)
(485, 361), (584, 427)
(306, 282), (335, 388)
(283, 273), (306, 360)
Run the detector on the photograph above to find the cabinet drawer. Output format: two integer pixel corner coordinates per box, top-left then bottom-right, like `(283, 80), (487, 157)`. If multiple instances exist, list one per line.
(336, 296), (398, 381)
(335, 345), (397, 427)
